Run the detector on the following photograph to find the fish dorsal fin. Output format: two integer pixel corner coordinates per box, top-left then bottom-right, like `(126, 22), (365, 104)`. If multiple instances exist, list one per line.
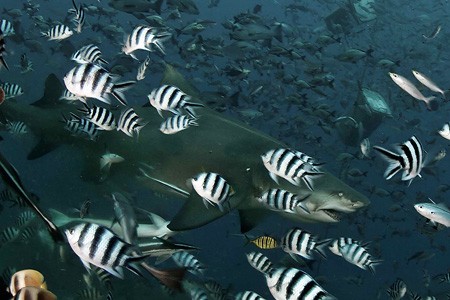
(428, 197), (436, 204)
(238, 208), (269, 233)
(31, 73), (64, 108)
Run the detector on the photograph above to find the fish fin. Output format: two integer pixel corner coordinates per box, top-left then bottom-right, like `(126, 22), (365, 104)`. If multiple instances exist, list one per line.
(140, 263), (186, 292)
(105, 266), (124, 279)
(137, 165), (190, 198)
(31, 74), (64, 108)
(111, 81), (135, 105)
(48, 208), (76, 227)
(268, 171), (279, 184)
(0, 56), (9, 71)
(80, 259), (91, 272)
(238, 208), (269, 233)
(314, 238), (332, 259)
(27, 135), (61, 160)
(373, 146), (403, 180)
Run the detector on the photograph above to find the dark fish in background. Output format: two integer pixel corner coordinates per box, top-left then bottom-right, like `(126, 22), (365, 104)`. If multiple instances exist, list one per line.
(253, 4), (262, 14)
(0, 151), (64, 242)
(0, 29), (9, 70)
(79, 199), (91, 219)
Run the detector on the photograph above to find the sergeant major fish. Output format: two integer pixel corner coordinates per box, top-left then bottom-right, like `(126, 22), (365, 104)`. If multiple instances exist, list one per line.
(71, 44), (108, 65)
(41, 25), (73, 41)
(0, 29), (9, 70)
(191, 172), (233, 212)
(122, 25), (170, 58)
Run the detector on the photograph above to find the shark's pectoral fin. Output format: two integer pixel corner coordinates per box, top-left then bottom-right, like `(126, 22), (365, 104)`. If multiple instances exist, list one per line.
(27, 137), (61, 160)
(238, 208), (269, 233)
(168, 193), (243, 231)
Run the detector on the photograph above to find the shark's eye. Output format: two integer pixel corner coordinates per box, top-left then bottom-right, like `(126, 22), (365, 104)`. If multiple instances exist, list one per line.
(338, 192), (343, 197)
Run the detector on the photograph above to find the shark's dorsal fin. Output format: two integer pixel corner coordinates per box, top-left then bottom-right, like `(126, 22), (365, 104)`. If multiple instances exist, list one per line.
(27, 136), (60, 160)
(238, 208), (269, 233)
(31, 73), (64, 108)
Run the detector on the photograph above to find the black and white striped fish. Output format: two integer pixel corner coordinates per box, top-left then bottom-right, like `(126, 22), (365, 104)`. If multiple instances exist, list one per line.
(122, 25), (170, 59)
(328, 237), (369, 257)
(148, 85), (204, 118)
(0, 83), (23, 99)
(5, 120), (28, 135)
(171, 251), (205, 276)
(71, 44), (108, 65)
(191, 172), (233, 212)
(235, 291), (266, 300)
(65, 222), (148, 279)
(0, 226), (20, 245)
(265, 267), (336, 300)
(60, 89), (84, 103)
(257, 188), (310, 214)
(41, 24), (73, 40)
(373, 135), (424, 184)
(159, 114), (198, 135)
(69, 0), (85, 33)
(136, 56), (150, 81)
(281, 227), (330, 261)
(61, 113), (100, 140)
(64, 63), (135, 106)
(117, 107), (146, 138)
(338, 243), (381, 274)
(434, 271), (450, 284)
(78, 104), (116, 131)
(189, 288), (209, 300)
(0, 20), (14, 36)
(16, 210), (36, 227)
(246, 252), (273, 274)
(20, 226), (37, 241)
(261, 148), (323, 191)
(386, 278), (407, 300)
(0, 29), (8, 70)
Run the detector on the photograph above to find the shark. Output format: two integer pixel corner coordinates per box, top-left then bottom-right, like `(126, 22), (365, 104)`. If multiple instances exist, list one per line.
(0, 64), (370, 233)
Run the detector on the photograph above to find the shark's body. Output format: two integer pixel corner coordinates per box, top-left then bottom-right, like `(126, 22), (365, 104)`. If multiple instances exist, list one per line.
(0, 65), (370, 232)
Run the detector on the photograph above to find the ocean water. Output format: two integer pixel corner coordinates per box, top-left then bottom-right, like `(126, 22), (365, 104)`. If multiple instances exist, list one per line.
(0, 0), (450, 299)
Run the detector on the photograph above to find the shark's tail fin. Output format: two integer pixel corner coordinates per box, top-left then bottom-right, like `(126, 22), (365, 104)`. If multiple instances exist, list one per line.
(373, 146), (403, 180)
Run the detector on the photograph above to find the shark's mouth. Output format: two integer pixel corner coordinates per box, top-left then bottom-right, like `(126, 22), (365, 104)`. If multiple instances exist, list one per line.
(321, 209), (343, 221)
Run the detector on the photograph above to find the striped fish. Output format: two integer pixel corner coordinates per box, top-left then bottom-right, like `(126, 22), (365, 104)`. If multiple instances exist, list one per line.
(117, 107), (146, 138)
(69, 0), (85, 33)
(246, 235), (278, 250)
(257, 188), (310, 214)
(65, 222), (148, 279)
(5, 120), (28, 135)
(0, 29), (8, 70)
(0, 189), (27, 207)
(0, 83), (23, 99)
(246, 252), (273, 274)
(136, 56), (151, 80)
(386, 278), (407, 300)
(41, 24), (73, 40)
(61, 113), (99, 141)
(281, 228), (330, 260)
(159, 114), (198, 135)
(16, 210), (36, 227)
(20, 226), (37, 241)
(122, 25), (170, 58)
(191, 172), (233, 212)
(77, 287), (104, 300)
(328, 237), (369, 257)
(0, 20), (14, 36)
(171, 251), (205, 276)
(64, 63), (135, 106)
(373, 135), (424, 184)
(235, 291), (266, 300)
(60, 89), (85, 103)
(265, 267), (336, 300)
(338, 243), (382, 274)
(261, 148), (323, 191)
(0, 226), (20, 245)
(434, 271), (450, 283)
(148, 85), (204, 118)
(71, 44), (108, 65)
(189, 288), (209, 300)
(78, 104), (116, 131)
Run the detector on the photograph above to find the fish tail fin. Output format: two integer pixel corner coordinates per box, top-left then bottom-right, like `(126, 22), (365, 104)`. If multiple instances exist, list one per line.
(99, 58), (109, 65)
(367, 260), (382, 275)
(140, 263), (186, 291)
(111, 81), (135, 105)
(0, 56), (9, 71)
(373, 146), (403, 180)
(424, 96), (438, 111)
(314, 238), (332, 259)
(302, 171), (324, 191)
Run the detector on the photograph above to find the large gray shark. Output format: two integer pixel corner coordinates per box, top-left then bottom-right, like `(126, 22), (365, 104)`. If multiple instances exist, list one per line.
(0, 64), (370, 232)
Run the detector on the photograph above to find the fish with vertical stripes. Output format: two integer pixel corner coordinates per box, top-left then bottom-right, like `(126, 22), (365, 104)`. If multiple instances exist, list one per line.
(148, 85), (204, 118)
(72, 44), (108, 65)
(328, 237), (369, 257)
(64, 222), (149, 279)
(191, 172), (233, 212)
(122, 25), (170, 59)
(246, 252), (273, 274)
(257, 188), (310, 214)
(0, 20), (14, 36)
(235, 291), (266, 300)
(69, 0), (85, 33)
(5, 120), (28, 135)
(338, 243), (382, 274)
(281, 227), (330, 261)
(373, 135), (424, 184)
(265, 267), (336, 300)
(41, 24), (73, 40)
(246, 235), (278, 250)
(78, 104), (116, 131)
(171, 251), (205, 276)
(261, 148), (323, 190)
(117, 107), (146, 138)
(0, 83), (23, 99)
(159, 114), (198, 134)
(137, 56), (151, 81)
(64, 63), (135, 106)
(386, 278), (407, 300)
(0, 29), (8, 70)
(61, 113), (100, 140)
